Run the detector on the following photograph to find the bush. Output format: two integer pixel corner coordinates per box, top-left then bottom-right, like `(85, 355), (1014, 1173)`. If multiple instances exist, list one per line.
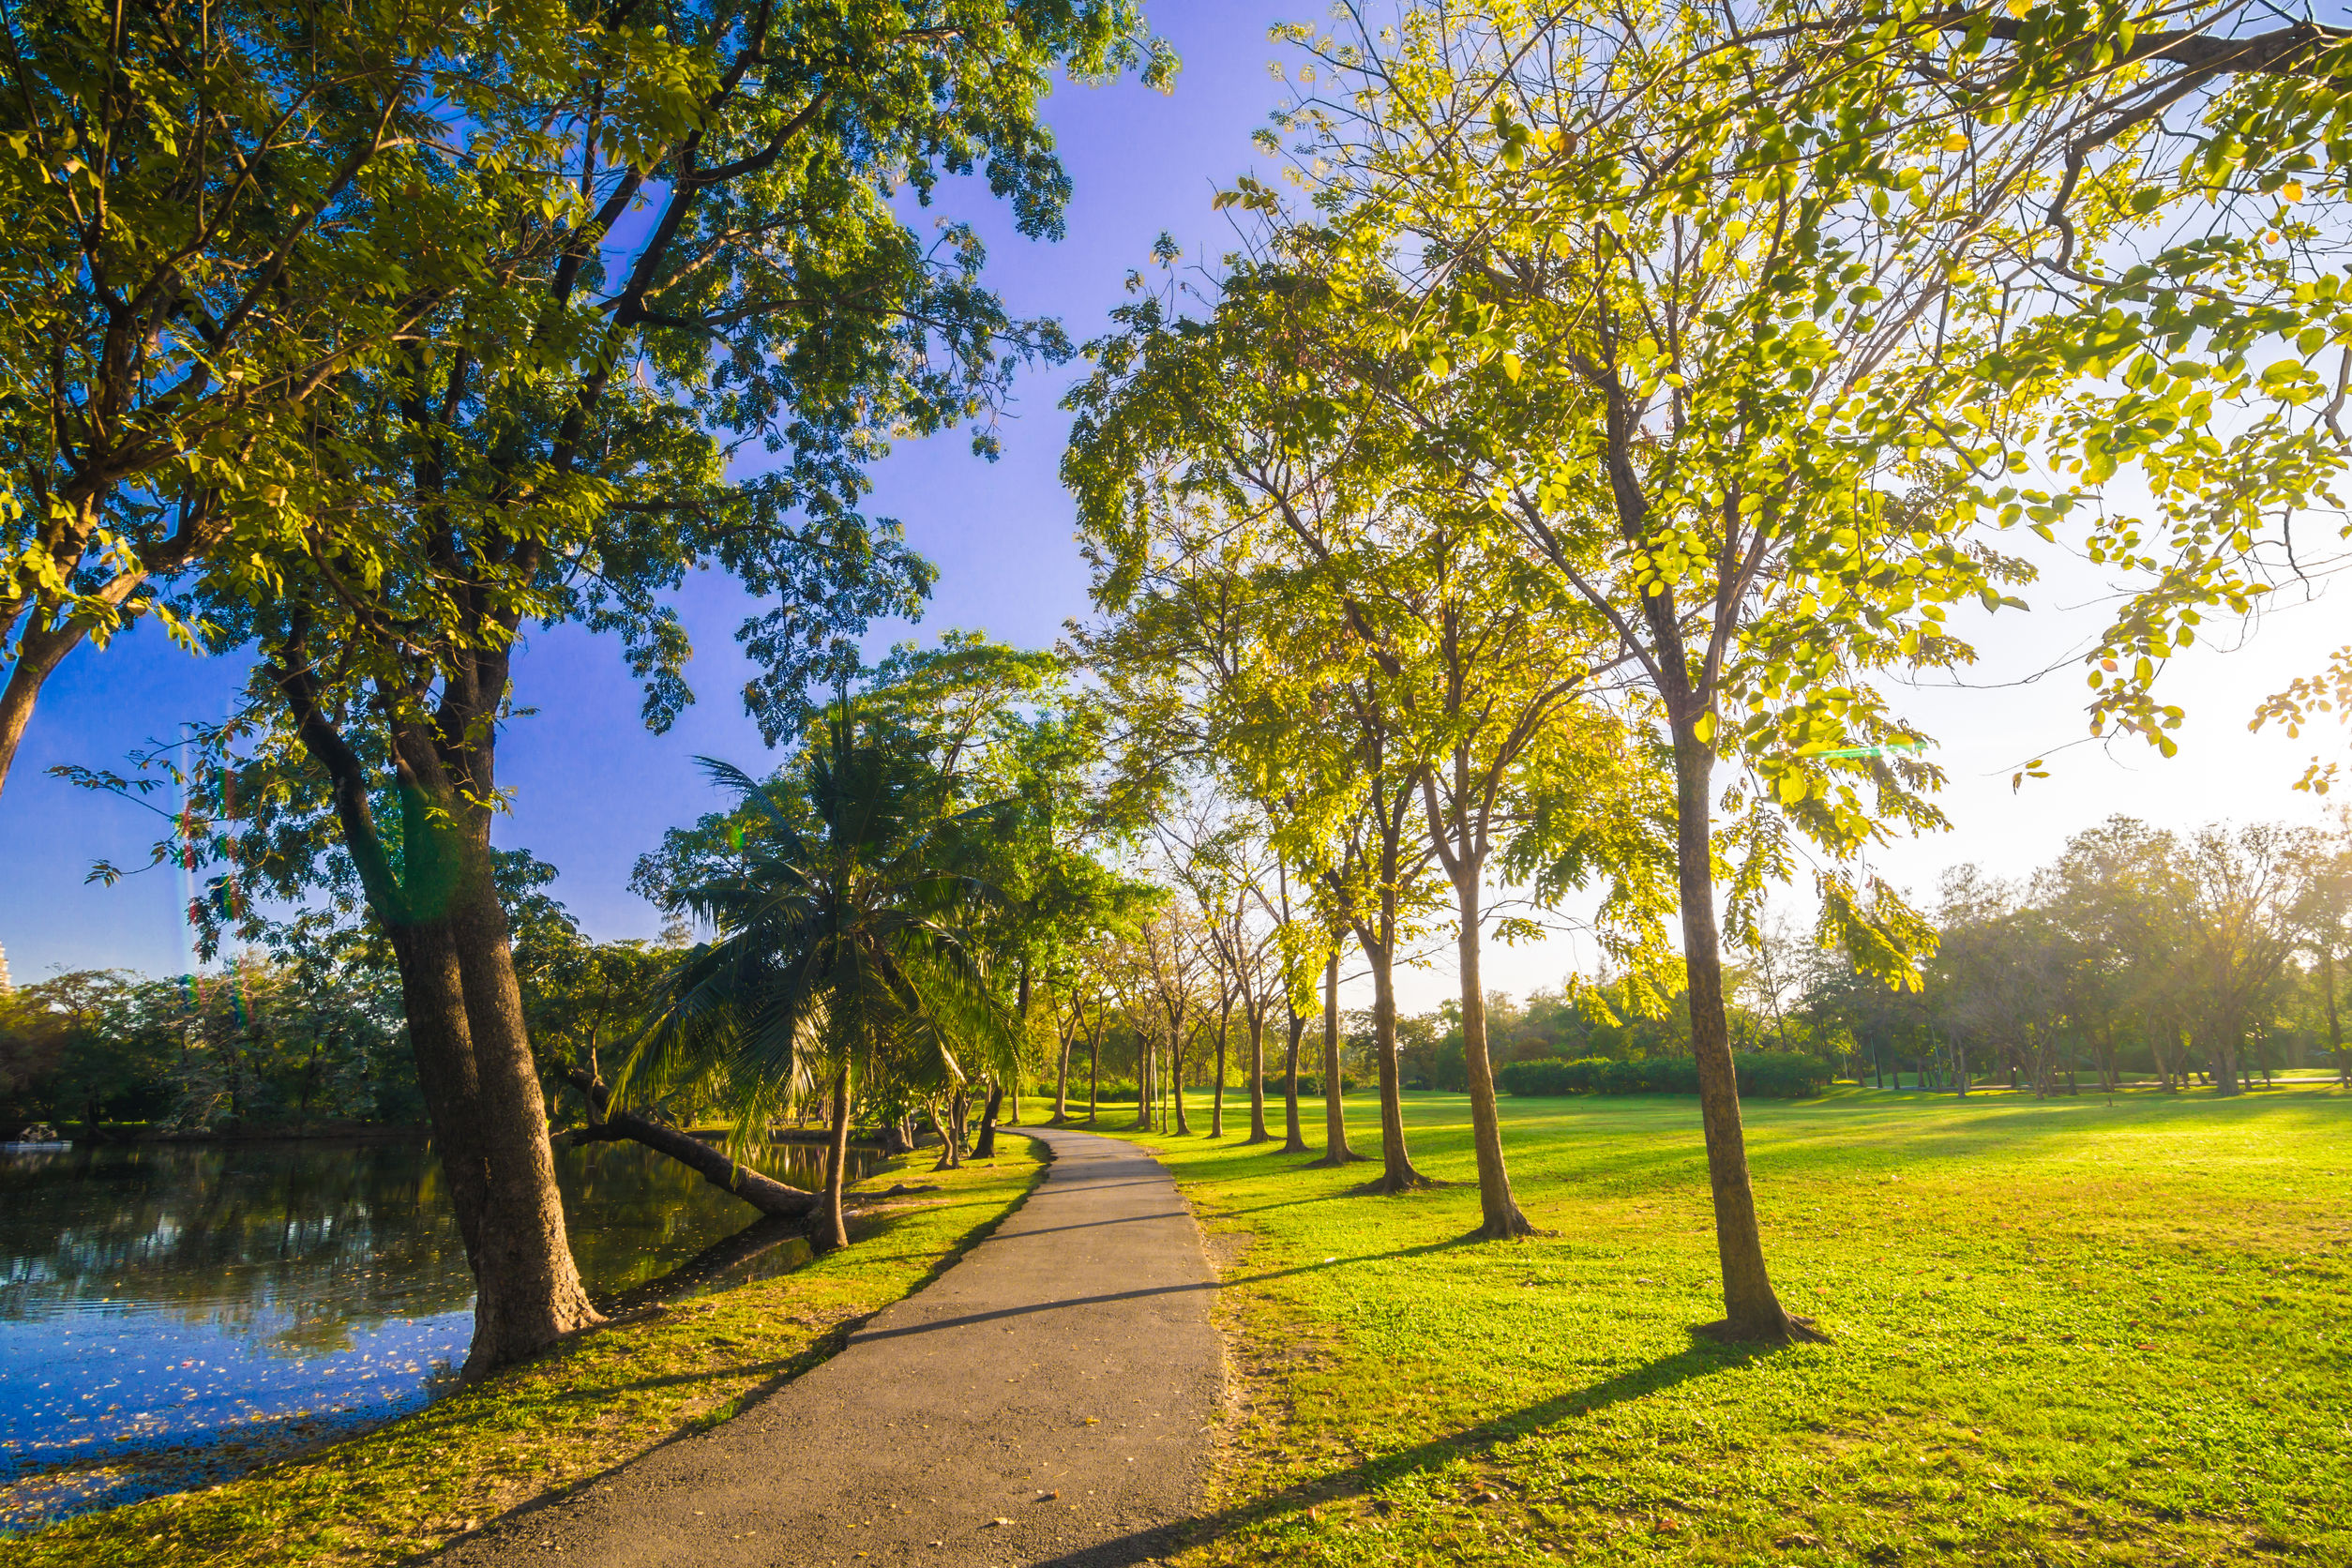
(1497, 1052), (1830, 1100)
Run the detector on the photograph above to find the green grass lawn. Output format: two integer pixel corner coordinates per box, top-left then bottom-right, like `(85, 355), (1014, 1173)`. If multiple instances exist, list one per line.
(0, 1139), (1046, 1568)
(1079, 1084), (2352, 1566)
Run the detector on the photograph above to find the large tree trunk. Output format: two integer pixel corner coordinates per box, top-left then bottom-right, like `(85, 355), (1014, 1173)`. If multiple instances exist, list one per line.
(1451, 875), (1530, 1239)
(1280, 1005), (1308, 1153)
(272, 631), (598, 1377)
(446, 847), (603, 1374)
(1089, 1026), (1102, 1124)
(1669, 725), (1817, 1344)
(817, 1062), (852, 1251)
(1314, 953), (1359, 1166)
(1244, 1010), (1270, 1144)
(384, 917), (491, 1267)
(561, 1067), (819, 1217)
(2212, 1038), (2241, 1096)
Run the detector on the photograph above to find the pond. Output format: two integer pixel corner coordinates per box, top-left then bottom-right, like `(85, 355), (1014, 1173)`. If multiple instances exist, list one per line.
(0, 1136), (874, 1530)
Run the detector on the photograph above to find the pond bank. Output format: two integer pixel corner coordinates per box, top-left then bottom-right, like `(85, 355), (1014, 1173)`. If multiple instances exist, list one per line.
(0, 1140), (1047, 1568)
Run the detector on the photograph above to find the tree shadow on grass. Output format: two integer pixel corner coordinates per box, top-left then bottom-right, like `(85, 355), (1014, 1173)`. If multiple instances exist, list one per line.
(1028, 1341), (1746, 1568)
(843, 1237), (1479, 1345)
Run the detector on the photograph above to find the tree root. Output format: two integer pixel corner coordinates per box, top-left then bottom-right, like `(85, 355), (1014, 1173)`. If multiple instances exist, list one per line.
(1472, 1208), (1540, 1242)
(1693, 1312), (1831, 1346)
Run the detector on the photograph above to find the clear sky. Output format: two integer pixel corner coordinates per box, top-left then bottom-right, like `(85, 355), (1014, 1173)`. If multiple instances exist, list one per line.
(3, 3), (2344, 1007)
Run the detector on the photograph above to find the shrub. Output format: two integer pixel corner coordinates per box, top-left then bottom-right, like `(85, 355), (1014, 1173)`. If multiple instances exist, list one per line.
(1496, 1052), (1830, 1100)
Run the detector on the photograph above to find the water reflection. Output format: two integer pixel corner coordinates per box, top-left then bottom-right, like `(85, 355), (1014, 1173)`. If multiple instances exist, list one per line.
(0, 1138), (869, 1528)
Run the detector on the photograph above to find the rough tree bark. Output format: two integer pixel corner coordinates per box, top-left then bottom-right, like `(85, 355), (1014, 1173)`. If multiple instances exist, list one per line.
(272, 630), (600, 1376)
(446, 845), (606, 1370)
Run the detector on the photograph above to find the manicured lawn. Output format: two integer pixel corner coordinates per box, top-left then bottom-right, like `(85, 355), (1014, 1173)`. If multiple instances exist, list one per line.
(1089, 1085), (2352, 1566)
(0, 1139), (1047, 1568)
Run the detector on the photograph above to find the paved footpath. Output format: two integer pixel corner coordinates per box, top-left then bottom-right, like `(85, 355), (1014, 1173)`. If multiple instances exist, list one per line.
(445, 1126), (1220, 1568)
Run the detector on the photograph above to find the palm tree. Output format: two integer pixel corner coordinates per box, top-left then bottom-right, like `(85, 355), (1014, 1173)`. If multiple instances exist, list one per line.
(622, 702), (1012, 1250)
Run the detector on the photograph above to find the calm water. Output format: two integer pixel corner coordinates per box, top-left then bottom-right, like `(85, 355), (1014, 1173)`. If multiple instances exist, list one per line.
(0, 1137), (870, 1528)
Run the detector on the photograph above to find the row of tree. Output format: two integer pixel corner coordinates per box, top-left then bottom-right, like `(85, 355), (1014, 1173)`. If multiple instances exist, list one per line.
(10, 0), (2352, 1368)
(1053, 0), (2352, 1346)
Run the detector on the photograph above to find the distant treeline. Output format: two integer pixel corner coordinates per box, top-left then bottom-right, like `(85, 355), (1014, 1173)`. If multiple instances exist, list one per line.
(0, 857), (688, 1138)
(0, 957), (417, 1137)
(1356, 815), (2352, 1099)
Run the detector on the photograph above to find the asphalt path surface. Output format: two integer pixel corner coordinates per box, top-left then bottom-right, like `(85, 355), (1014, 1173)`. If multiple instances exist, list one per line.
(445, 1126), (1221, 1568)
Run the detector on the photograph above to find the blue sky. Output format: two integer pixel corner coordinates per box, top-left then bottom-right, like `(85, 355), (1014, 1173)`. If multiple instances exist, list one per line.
(5, 2), (2345, 1006)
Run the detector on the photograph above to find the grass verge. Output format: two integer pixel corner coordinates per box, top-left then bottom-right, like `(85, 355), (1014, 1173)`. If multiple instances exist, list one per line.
(0, 1137), (1047, 1568)
(1086, 1085), (2352, 1566)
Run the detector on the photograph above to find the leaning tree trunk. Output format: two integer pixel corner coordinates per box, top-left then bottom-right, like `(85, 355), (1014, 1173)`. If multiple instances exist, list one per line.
(0, 610), (92, 800)
(1450, 873), (1530, 1238)
(1244, 1010), (1270, 1144)
(1669, 722), (1817, 1344)
(561, 1068), (818, 1216)
(1089, 1025), (1102, 1123)
(1314, 954), (1359, 1166)
(816, 1061), (852, 1251)
(972, 1079), (1004, 1159)
(1280, 1004), (1308, 1153)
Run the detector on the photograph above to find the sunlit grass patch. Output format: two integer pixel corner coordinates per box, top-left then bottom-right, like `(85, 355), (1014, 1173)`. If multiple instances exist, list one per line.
(0, 1138), (1047, 1568)
(1107, 1085), (2352, 1566)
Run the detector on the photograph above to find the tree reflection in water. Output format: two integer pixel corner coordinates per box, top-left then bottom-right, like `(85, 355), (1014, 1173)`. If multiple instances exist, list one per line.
(0, 1138), (868, 1527)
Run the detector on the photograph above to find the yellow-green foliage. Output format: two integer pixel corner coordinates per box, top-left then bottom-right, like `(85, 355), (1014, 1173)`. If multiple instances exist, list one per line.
(1110, 1087), (2352, 1566)
(0, 1140), (1046, 1568)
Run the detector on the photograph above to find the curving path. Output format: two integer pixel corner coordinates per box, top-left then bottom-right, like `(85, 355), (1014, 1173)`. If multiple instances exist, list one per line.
(445, 1126), (1220, 1568)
